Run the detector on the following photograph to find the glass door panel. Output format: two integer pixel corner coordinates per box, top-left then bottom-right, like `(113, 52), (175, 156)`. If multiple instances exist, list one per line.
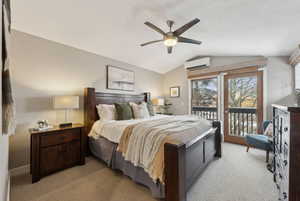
(191, 78), (218, 120)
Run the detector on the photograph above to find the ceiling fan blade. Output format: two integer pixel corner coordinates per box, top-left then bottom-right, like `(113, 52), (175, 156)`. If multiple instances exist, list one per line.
(173, 18), (200, 36)
(144, 22), (166, 36)
(167, 46), (172, 54)
(140, 40), (163, 47)
(178, 37), (202, 45)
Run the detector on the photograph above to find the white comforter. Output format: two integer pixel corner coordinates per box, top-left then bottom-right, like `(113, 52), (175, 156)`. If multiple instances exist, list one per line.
(88, 115), (168, 143)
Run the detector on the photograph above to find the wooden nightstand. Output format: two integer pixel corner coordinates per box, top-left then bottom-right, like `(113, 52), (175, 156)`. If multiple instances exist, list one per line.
(30, 124), (85, 183)
(156, 112), (173, 115)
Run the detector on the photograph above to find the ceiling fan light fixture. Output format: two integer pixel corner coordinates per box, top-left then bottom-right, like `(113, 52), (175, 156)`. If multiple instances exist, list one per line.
(141, 18), (201, 53)
(164, 36), (178, 47)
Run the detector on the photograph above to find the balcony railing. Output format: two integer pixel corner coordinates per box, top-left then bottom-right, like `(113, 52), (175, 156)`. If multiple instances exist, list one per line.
(191, 106), (257, 136)
(191, 106), (218, 120)
(229, 107), (257, 136)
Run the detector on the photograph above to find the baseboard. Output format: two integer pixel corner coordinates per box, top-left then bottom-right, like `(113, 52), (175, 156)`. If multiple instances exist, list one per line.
(10, 164), (30, 177)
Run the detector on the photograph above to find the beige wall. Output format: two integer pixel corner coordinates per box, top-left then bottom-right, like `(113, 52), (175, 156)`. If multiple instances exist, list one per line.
(163, 56), (294, 119)
(9, 30), (164, 169)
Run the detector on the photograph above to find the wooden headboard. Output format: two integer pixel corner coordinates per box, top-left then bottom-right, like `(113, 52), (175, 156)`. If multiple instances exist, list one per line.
(84, 88), (150, 136)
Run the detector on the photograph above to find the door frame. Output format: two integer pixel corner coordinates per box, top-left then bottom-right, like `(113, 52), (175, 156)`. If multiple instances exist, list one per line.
(223, 70), (263, 145)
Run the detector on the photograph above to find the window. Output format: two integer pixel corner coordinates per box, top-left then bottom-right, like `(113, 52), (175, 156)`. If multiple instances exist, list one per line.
(191, 78), (218, 120)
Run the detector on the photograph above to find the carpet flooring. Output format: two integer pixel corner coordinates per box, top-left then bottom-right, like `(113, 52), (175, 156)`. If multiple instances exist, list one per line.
(10, 143), (277, 201)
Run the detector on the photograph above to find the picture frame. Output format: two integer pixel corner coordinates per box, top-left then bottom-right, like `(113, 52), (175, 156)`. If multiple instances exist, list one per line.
(106, 65), (135, 91)
(170, 86), (180, 97)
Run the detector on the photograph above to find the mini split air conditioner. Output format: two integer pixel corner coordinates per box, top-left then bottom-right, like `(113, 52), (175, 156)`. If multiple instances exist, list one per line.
(184, 57), (210, 71)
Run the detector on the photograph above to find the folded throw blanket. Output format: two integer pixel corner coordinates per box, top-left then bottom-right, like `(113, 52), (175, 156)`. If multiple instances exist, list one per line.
(117, 116), (212, 183)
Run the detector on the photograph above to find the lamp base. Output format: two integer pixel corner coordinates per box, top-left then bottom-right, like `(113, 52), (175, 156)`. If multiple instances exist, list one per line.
(59, 123), (73, 128)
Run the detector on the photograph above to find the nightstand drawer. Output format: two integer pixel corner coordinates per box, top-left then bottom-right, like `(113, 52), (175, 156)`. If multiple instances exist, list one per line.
(40, 141), (81, 176)
(40, 129), (80, 147)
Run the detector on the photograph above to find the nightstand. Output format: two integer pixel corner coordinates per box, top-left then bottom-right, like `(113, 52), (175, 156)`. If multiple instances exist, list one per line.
(156, 112), (173, 115)
(30, 124), (85, 183)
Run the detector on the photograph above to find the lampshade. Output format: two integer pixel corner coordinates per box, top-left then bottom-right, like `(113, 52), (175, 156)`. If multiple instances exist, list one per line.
(289, 45), (300, 67)
(53, 96), (79, 109)
(152, 98), (165, 106)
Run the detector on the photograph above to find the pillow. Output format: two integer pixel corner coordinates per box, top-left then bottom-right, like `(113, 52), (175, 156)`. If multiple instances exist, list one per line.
(96, 104), (116, 121)
(264, 122), (273, 137)
(114, 103), (134, 120)
(146, 102), (155, 116)
(130, 102), (150, 119)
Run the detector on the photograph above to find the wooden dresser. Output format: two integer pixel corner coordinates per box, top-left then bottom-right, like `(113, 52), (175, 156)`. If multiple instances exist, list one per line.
(273, 104), (300, 201)
(30, 124), (85, 183)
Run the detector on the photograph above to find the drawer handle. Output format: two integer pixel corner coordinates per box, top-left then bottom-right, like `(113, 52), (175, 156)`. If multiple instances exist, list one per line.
(284, 160), (288, 166)
(284, 127), (288, 132)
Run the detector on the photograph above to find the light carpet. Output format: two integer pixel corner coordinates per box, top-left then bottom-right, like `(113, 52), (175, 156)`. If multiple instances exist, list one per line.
(10, 143), (277, 201)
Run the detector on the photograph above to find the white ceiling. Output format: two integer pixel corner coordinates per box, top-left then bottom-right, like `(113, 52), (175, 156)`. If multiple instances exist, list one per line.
(12, 0), (300, 74)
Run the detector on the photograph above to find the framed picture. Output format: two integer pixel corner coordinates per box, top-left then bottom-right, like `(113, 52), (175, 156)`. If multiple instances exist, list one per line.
(106, 65), (135, 91)
(170, 86), (180, 97)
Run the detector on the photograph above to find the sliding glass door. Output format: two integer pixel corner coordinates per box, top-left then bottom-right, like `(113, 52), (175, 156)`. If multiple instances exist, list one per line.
(190, 68), (264, 146)
(224, 71), (263, 145)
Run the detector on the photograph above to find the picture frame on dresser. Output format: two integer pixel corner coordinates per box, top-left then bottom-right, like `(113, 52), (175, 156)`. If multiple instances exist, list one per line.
(106, 65), (135, 91)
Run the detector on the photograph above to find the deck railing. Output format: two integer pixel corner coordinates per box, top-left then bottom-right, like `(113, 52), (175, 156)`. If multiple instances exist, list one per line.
(191, 106), (218, 120)
(229, 107), (257, 136)
(191, 106), (257, 136)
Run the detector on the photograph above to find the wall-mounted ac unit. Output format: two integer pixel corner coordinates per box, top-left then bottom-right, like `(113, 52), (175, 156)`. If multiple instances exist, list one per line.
(184, 57), (210, 71)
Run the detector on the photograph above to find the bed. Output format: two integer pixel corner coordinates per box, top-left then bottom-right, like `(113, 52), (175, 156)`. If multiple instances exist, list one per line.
(84, 88), (222, 201)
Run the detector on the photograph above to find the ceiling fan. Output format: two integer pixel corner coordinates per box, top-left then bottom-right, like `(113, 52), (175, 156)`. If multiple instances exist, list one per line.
(141, 18), (202, 54)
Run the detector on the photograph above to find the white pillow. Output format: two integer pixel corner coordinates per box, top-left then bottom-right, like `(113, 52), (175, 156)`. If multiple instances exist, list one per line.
(96, 104), (116, 121)
(264, 122), (273, 137)
(130, 102), (150, 119)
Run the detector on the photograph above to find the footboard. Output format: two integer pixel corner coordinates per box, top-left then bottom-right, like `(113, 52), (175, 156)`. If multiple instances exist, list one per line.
(164, 121), (222, 201)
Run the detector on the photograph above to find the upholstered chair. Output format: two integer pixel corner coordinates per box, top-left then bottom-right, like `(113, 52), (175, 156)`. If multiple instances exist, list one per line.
(245, 120), (273, 163)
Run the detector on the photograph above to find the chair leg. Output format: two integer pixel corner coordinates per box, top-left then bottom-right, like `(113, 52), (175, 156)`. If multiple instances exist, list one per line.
(246, 146), (250, 152)
(266, 150), (269, 163)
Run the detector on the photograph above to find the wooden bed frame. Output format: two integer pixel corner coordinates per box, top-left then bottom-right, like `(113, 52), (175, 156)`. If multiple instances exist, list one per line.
(84, 88), (222, 201)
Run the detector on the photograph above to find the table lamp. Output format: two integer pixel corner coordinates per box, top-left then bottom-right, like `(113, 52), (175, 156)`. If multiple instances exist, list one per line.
(53, 96), (79, 127)
(152, 98), (165, 114)
(152, 98), (165, 106)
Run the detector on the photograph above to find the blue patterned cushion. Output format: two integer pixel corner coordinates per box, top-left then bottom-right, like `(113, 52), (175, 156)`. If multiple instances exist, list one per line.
(245, 134), (272, 151)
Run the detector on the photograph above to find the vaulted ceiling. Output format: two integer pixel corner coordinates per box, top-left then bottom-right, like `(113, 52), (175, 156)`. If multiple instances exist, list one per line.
(12, 0), (300, 73)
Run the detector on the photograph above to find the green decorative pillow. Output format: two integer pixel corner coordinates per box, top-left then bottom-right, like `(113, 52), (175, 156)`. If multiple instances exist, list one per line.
(147, 102), (155, 116)
(114, 103), (133, 120)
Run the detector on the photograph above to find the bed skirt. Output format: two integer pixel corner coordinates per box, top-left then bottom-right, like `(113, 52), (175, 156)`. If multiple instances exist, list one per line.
(89, 136), (165, 198)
